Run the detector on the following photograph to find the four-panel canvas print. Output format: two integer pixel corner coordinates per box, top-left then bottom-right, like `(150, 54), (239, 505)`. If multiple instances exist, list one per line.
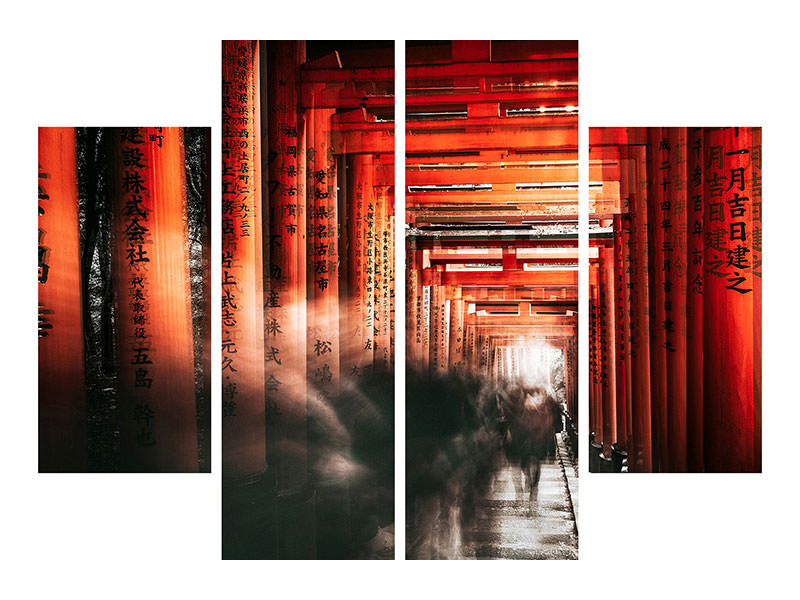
(36, 41), (762, 560)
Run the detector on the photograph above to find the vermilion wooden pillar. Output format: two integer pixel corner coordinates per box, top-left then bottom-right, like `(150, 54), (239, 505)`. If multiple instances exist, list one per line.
(375, 183), (392, 371)
(387, 186), (396, 372)
(429, 266), (448, 373)
(646, 128), (668, 472)
(38, 127), (87, 472)
(686, 127), (704, 472)
(613, 213), (629, 450)
(449, 287), (465, 371)
(266, 40), (308, 490)
(222, 41), (266, 477)
(600, 247), (617, 452)
(703, 127), (757, 472)
(348, 153), (376, 376)
(306, 103), (340, 402)
(421, 280), (431, 373)
(112, 127), (198, 472)
(751, 128), (762, 473)
(589, 266), (601, 444)
(406, 245), (423, 371)
(665, 127), (688, 472)
(626, 143), (652, 472)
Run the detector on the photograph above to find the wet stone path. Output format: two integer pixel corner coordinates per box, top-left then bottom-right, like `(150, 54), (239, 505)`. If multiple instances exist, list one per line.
(460, 435), (578, 560)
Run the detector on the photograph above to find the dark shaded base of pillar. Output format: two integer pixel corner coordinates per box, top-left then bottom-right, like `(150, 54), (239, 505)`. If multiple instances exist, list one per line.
(222, 470), (317, 559)
(589, 433), (602, 473)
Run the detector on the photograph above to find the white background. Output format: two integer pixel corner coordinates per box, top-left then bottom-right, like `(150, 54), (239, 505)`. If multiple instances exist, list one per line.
(1, 1), (797, 598)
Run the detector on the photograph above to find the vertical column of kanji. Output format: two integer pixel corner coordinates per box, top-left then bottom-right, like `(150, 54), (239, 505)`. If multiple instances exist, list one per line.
(703, 127), (757, 472)
(600, 247), (617, 452)
(665, 127), (688, 471)
(613, 214), (629, 451)
(428, 266), (444, 373)
(112, 127), (197, 472)
(481, 330), (491, 378)
(222, 41), (266, 478)
(465, 313), (476, 372)
(306, 102), (339, 404)
(406, 244), (422, 371)
(449, 287), (464, 372)
(564, 339), (572, 413)
(38, 127), (87, 472)
(569, 336), (578, 423)
(646, 128), (668, 472)
(421, 260), (432, 373)
(363, 166), (378, 372)
(751, 128), (762, 472)
(626, 140), (653, 472)
(589, 266), (600, 442)
(686, 127), (704, 472)
(387, 185), (395, 372)
(375, 183), (392, 371)
(587, 271), (595, 437)
(266, 40), (308, 490)
(348, 154), (374, 377)
(621, 213), (633, 452)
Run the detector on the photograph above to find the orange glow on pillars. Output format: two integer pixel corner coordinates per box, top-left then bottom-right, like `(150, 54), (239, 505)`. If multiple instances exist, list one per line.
(222, 41), (266, 477)
(112, 127), (198, 472)
(38, 127), (87, 472)
(306, 102), (340, 400)
(347, 153), (375, 375)
(266, 40), (308, 490)
(600, 247), (616, 453)
(702, 127), (758, 472)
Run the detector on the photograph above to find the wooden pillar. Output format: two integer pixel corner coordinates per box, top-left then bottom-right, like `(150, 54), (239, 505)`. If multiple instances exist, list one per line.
(265, 40), (308, 490)
(686, 127), (704, 472)
(347, 153), (375, 376)
(387, 185), (396, 372)
(589, 266), (601, 443)
(665, 127), (688, 472)
(112, 127), (197, 472)
(306, 103), (340, 402)
(375, 183), (392, 371)
(429, 266), (448, 373)
(752, 128), (762, 473)
(646, 128), (668, 472)
(421, 281), (431, 373)
(613, 213), (629, 450)
(406, 244), (423, 371)
(222, 41), (266, 477)
(38, 127), (87, 472)
(449, 287), (465, 371)
(626, 143), (652, 472)
(600, 247), (617, 452)
(702, 127), (758, 472)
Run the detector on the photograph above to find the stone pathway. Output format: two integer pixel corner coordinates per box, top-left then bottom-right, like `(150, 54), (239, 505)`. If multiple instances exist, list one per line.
(460, 436), (578, 560)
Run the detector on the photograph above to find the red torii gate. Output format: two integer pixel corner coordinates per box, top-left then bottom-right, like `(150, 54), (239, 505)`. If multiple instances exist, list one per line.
(589, 126), (761, 473)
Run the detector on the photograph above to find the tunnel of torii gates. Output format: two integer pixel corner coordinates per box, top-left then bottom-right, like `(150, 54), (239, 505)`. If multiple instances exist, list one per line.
(588, 127), (761, 473)
(221, 41), (396, 488)
(38, 127), (207, 472)
(404, 41), (580, 435)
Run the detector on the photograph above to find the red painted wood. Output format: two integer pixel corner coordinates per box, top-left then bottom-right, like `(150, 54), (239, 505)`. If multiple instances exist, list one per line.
(686, 127), (704, 472)
(38, 127), (87, 472)
(626, 143), (652, 472)
(266, 40), (308, 490)
(112, 127), (198, 472)
(222, 41), (266, 477)
(702, 127), (758, 472)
